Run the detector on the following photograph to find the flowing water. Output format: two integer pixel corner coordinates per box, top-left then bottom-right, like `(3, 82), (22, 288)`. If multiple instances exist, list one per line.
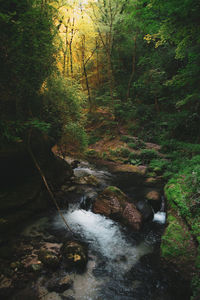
(52, 162), (171, 300)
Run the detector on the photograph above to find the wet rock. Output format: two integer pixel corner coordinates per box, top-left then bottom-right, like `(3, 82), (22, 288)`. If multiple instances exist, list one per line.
(80, 196), (92, 210)
(144, 176), (163, 187)
(71, 160), (80, 169)
(43, 292), (62, 300)
(74, 175), (99, 186)
(145, 190), (161, 211)
(67, 186), (77, 192)
(38, 243), (62, 269)
(61, 241), (88, 271)
(93, 186), (142, 231)
(0, 276), (12, 289)
(48, 275), (73, 293)
(30, 263), (43, 272)
(38, 249), (60, 269)
(122, 203), (142, 230)
(136, 200), (154, 221)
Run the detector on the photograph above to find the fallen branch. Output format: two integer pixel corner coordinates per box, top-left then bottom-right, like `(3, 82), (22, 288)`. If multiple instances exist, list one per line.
(27, 131), (73, 233)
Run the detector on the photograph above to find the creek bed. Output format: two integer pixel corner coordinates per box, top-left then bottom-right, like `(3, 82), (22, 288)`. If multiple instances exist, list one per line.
(3, 161), (191, 300)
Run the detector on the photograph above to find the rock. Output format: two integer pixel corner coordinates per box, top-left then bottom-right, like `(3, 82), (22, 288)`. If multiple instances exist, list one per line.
(93, 186), (125, 217)
(31, 263), (42, 272)
(93, 186), (142, 231)
(61, 241), (88, 271)
(43, 292), (62, 300)
(48, 275), (73, 293)
(38, 250), (60, 269)
(61, 185), (77, 192)
(111, 164), (147, 175)
(0, 276), (12, 289)
(122, 203), (142, 230)
(145, 190), (161, 212)
(74, 175), (99, 186)
(71, 160), (80, 169)
(67, 186), (77, 192)
(136, 200), (154, 221)
(80, 196), (92, 210)
(38, 243), (62, 269)
(144, 176), (163, 187)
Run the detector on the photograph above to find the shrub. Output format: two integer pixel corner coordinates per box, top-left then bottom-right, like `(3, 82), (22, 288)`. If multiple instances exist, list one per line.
(140, 149), (158, 163)
(88, 135), (101, 145)
(120, 135), (132, 143)
(60, 122), (88, 152)
(119, 147), (131, 158)
(149, 159), (170, 174)
(129, 152), (139, 160)
(128, 142), (138, 149)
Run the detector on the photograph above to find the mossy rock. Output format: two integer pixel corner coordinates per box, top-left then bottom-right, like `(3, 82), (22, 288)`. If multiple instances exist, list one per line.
(93, 186), (142, 231)
(61, 241), (88, 271)
(102, 186), (128, 208)
(161, 213), (196, 277)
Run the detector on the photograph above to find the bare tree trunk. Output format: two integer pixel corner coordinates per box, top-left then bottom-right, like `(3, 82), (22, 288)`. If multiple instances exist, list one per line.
(81, 35), (92, 111)
(96, 39), (100, 86)
(62, 21), (70, 76)
(126, 36), (137, 100)
(69, 17), (75, 76)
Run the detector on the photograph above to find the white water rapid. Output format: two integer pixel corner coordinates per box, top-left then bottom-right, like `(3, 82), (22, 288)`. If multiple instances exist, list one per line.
(54, 206), (153, 300)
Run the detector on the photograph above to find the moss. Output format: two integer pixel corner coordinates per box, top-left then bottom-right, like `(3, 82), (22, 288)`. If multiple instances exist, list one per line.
(161, 213), (196, 266)
(103, 186), (128, 208)
(105, 186), (122, 194)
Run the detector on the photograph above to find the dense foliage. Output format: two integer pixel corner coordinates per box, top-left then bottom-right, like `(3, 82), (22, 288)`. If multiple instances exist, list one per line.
(0, 0), (87, 150)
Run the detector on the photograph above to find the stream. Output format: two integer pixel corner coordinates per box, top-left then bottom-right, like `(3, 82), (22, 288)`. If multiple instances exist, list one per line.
(51, 162), (169, 300)
(9, 160), (190, 300)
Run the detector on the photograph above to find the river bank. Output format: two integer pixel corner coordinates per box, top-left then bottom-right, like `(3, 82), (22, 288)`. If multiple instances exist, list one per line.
(0, 158), (193, 299)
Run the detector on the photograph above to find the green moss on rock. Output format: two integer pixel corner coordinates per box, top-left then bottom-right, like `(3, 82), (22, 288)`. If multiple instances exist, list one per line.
(161, 213), (196, 265)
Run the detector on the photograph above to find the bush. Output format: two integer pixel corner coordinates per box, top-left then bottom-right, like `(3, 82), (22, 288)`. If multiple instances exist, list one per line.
(119, 147), (131, 158)
(149, 159), (170, 174)
(88, 135), (101, 145)
(43, 76), (86, 139)
(140, 149), (158, 163)
(60, 122), (88, 152)
(128, 142), (137, 149)
(120, 135), (132, 143)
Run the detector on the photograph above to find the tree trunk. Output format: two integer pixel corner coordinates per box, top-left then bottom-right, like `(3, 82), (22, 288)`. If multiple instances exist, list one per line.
(96, 39), (100, 86)
(69, 17), (75, 76)
(81, 35), (92, 111)
(126, 36), (137, 100)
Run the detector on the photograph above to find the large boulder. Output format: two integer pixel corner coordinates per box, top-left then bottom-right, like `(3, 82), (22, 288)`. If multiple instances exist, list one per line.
(0, 130), (73, 238)
(93, 186), (142, 231)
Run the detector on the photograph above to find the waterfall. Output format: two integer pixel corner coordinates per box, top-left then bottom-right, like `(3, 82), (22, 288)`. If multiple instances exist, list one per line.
(153, 195), (166, 224)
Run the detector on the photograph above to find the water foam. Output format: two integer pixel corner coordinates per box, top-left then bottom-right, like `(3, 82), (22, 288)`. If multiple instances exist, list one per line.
(153, 211), (166, 224)
(54, 208), (152, 273)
